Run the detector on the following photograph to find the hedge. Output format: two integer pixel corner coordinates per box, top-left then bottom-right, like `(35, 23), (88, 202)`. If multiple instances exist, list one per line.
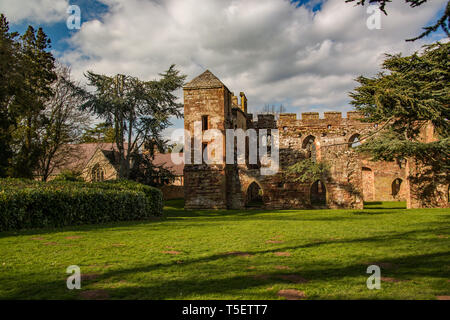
(0, 178), (163, 231)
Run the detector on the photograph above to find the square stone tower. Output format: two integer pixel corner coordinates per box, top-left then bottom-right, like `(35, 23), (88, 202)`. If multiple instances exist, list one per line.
(183, 70), (233, 209)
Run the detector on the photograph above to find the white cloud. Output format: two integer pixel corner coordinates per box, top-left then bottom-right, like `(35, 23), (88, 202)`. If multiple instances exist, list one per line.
(59, 0), (446, 123)
(0, 0), (69, 23)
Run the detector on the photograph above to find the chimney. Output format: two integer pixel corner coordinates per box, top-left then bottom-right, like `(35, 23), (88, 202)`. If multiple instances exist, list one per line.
(239, 92), (247, 113)
(231, 93), (238, 107)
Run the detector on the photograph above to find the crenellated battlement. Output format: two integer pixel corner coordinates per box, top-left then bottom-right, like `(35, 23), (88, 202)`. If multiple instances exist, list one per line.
(278, 111), (363, 122)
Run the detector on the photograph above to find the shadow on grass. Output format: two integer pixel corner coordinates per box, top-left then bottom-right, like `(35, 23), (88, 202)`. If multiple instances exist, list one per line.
(4, 248), (449, 299)
(0, 199), (439, 238)
(364, 201), (407, 210)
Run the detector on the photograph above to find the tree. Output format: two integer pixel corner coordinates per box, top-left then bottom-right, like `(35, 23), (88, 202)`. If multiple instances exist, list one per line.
(259, 104), (286, 120)
(79, 122), (116, 143)
(285, 159), (331, 183)
(345, 0), (450, 41)
(10, 25), (56, 178)
(36, 63), (90, 181)
(349, 41), (449, 198)
(77, 65), (186, 179)
(129, 151), (176, 187)
(0, 14), (21, 177)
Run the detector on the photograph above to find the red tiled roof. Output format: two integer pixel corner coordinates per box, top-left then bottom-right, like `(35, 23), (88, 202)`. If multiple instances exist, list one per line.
(51, 145), (184, 177)
(50, 143), (128, 175)
(152, 153), (184, 176)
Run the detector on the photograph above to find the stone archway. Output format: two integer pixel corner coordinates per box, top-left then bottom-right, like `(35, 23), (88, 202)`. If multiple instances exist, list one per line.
(302, 135), (317, 161)
(310, 180), (326, 206)
(246, 182), (263, 207)
(349, 134), (361, 148)
(392, 178), (403, 198)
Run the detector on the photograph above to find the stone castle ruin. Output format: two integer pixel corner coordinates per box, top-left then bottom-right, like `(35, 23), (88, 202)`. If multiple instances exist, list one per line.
(183, 70), (448, 210)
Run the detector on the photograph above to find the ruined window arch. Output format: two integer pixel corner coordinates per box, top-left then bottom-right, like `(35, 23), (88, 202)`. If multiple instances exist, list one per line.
(349, 134), (361, 148)
(246, 182), (264, 207)
(91, 164), (105, 182)
(310, 180), (326, 206)
(396, 158), (407, 169)
(392, 178), (402, 197)
(302, 135), (316, 161)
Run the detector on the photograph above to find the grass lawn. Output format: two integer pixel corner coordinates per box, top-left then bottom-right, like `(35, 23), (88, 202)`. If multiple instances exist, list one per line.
(0, 200), (449, 300)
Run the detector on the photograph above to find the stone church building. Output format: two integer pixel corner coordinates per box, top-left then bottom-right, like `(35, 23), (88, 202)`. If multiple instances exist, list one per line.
(183, 70), (448, 210)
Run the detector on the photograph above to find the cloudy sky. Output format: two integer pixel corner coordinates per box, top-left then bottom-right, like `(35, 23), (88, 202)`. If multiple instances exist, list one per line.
(1, 0), (448, 138)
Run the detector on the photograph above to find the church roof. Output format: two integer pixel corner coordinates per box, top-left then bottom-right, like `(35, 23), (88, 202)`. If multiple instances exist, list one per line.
(183, 70), (228, 90)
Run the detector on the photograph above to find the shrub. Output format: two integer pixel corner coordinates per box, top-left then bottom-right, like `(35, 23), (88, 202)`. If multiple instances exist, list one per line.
(52, 170), (84, 182)
(0, 178), (163, 231)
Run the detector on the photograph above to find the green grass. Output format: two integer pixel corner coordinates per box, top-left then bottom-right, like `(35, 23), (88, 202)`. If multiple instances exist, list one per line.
(0, 200), (449, 300)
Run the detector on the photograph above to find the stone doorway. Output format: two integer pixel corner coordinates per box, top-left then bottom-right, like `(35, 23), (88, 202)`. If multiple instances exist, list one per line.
(310, 180), (326, 206)
(246, 182), (263, 207)
(362, 167), (375, 201)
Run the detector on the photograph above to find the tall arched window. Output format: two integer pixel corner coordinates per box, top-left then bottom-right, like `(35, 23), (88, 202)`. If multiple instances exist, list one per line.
(349, 134), (361, 148)
(302, 135), (316, 161)
(91, 164), (105, 182)
(392, 178), (402, 197)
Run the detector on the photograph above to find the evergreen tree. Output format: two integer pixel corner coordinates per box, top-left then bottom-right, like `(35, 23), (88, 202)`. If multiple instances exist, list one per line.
(0, 14), (21, 177)
(77, 65), (186, 179)
(349, 41), (449, 194)
(11, 25), (56, 178)
(79, 122), (116, 143)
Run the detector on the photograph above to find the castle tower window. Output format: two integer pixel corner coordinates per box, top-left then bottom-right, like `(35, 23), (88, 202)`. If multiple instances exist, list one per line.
(302, 135), (316, 162)
(202, 115), (208, 131)
(392, 178), (402, 197)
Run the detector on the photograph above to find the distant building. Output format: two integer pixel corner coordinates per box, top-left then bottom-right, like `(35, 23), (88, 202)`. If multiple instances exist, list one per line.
(46, 143), (184, 199)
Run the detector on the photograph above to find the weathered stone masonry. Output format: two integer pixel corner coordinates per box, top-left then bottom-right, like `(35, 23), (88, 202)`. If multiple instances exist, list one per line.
(183, 70), (448, 210)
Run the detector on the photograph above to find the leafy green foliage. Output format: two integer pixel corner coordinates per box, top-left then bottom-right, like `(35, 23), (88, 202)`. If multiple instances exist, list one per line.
(0, 14), (59, 179)
(0, 178), (163, 231)
(75, 66), (186, 179)
(52, 170), (84, 182)
(351, 42), (449, 138)
(129, 152), (176, 187)
(11, 25), (57, 178)
(350, 42), (450, 199)
(350, 42), (449, 158)
(0, 14), (21, 177)
(79, 122), (116, 143)
(285, 159), (331, 183)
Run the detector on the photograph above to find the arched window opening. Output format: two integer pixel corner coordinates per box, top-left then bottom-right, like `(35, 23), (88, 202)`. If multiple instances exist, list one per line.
(91, 164), (105, 182)
(246, 182), (263, 207)
(349, 134), (361, 148)
(396, 158), (407, 169)
(302, 135), (316, 162)
(310, 180), (326, 206)
(392, 178), (403, 197)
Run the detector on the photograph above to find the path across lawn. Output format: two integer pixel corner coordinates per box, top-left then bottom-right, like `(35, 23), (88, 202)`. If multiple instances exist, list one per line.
(0, 200), (448, 300)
